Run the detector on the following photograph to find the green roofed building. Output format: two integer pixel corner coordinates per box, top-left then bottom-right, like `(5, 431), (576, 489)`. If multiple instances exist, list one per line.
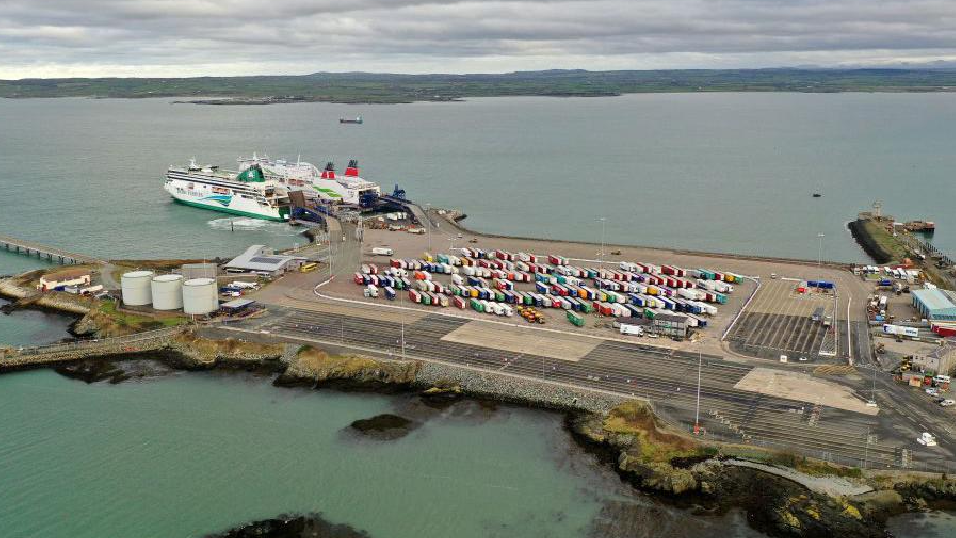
(912, 288), (956, 322)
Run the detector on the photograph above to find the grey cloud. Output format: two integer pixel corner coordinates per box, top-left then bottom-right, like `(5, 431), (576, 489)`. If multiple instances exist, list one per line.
(2, 0), (956, 77)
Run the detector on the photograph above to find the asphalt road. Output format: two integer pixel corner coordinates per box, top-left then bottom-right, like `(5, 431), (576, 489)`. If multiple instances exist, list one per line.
(225, 303), (956, 471)
(238, 210), (956, 472)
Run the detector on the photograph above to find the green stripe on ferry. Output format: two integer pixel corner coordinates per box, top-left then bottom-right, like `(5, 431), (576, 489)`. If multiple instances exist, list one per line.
(312, 186), (342, 197)
(172, 198), (287, 221)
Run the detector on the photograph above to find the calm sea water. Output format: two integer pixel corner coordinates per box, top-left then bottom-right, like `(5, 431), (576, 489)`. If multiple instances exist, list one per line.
(0, 369), (765, 538)
(1, 94), (956, 262)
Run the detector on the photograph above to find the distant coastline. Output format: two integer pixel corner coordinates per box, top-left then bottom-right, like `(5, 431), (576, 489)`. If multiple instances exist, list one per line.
(4, 68), (956, 104)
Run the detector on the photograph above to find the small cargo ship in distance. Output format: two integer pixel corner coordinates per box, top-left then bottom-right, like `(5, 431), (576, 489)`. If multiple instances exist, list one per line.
(340, 116), (363, 124)
(165, 159), (291, 221)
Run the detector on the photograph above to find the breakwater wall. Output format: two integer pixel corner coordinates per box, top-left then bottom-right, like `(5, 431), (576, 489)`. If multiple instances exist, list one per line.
(0, 327), (187, 371)
(847, 219), (894, 264)
(414, 360), (621, 414)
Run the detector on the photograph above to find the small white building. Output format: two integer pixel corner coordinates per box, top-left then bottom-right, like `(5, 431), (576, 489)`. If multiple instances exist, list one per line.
(38, 269), (91, 291)
(223, 245), (306, 277)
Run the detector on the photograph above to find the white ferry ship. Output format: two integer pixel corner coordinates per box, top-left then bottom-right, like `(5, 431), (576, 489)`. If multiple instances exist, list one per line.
(237, 155), (381, 206)
(164, 159), (291, 221)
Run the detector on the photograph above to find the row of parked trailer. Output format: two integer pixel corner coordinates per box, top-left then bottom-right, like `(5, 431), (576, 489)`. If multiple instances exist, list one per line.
(355, 266), (714, 323)
(404, 283), (710, 326)
(355, 248), (740, 327)
(860, 265), (919, 280)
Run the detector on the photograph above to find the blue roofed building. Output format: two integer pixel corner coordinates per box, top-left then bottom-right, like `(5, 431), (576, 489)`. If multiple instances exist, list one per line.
(912, 288), (956, 322)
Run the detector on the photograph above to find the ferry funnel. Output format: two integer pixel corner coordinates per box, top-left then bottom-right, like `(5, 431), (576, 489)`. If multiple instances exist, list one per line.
(320, 161), (336, 179)
(345, 159), (360, 177)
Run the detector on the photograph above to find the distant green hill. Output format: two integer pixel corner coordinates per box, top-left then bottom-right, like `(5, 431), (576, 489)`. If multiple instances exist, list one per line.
(3, 69), (956, 103)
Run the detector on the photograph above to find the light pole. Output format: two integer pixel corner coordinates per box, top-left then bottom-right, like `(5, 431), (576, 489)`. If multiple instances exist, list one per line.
(694, 339), (703, 435)
(817, 233), (826, 267)
(598, 217), (607, 270)
(399, 286), (406, 360)
(425, 203), (432, 255)
(328, 235), (334, 280)
(862, 426), (870, 470)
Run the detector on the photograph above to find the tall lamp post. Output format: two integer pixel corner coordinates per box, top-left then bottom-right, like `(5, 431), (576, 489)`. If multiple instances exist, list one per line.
(598, 217), (607, 270)
(694, 338), (703, 435)
(425, 203), (432, 255)
(817, 233), (826, 267)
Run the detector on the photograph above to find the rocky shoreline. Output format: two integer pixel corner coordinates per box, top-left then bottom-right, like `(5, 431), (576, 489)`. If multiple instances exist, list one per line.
(5, 332), (956, 537)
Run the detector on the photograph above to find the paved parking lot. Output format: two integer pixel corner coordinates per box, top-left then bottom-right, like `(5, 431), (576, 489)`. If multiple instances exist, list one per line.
(727, 279), (838, 359)
(441, 321), (599, 361)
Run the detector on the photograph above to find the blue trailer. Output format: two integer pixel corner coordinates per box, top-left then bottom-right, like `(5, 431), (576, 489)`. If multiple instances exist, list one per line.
(625, 304), (643, 317)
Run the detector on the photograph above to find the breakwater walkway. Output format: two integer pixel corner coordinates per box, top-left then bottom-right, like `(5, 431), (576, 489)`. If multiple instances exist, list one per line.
(0, 326), (187, 370)
(0, 233), (104, 265)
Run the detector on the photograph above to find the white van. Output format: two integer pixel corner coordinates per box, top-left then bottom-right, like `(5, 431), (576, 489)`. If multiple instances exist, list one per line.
(780, 355), (788, 363)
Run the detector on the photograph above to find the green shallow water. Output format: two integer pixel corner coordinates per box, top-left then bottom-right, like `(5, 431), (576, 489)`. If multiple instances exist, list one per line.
(0, 369), (767, 538)
(0, 254), (77, 346)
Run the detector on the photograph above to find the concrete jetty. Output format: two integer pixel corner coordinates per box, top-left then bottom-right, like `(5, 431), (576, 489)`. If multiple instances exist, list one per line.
(0, 326), (187, 370)
(0, 233), (103, 265)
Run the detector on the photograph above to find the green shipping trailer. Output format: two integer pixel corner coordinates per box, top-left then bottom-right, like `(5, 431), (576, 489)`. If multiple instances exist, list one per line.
(567, 311), (585, 327)
(643, 308), (656, 320)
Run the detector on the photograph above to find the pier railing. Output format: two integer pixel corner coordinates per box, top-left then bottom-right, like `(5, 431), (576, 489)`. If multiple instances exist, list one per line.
(7, 326), (187, 357)
(0, 233), (104, 265)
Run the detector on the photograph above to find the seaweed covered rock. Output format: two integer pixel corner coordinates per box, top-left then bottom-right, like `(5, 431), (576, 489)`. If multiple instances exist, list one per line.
(275, 345), (420, 390)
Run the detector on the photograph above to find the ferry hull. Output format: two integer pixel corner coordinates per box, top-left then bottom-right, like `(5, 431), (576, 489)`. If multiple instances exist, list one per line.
(164, 178), (289, 221)
(171, 197), (288, 221)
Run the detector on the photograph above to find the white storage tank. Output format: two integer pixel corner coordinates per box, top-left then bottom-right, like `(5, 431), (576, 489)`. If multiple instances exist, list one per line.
(121, 270), (155, 306)
(151, 274), (184, 310)
(182, 277), (219, 315)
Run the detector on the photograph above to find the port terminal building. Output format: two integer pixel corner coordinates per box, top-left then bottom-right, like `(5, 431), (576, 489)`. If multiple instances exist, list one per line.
(224, 245), (306, 277)
(912, 288), (956, 322)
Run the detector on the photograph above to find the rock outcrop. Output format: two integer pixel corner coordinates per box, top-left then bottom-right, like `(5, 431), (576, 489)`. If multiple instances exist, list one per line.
(166, 332), (286, 370)
(275, 345), (420, 389)
(567, 401), (887, 538)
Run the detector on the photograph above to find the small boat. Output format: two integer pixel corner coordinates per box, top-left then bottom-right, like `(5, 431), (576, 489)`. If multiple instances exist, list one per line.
(812, 193), (822, 198)
(340, 116), (363, 124)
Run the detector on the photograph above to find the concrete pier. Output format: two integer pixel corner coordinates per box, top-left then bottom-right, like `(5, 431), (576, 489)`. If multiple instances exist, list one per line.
(0, 234), (103, 265)
(0, 326), (187, 370)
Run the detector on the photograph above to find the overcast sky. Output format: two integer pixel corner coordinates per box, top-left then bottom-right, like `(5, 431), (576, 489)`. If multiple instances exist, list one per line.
(3, 0), (956, 78)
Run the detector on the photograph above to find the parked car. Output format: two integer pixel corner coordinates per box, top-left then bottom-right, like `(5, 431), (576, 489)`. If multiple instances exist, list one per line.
(926, 387), (940, 396)
(940, 400), (956, 407)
